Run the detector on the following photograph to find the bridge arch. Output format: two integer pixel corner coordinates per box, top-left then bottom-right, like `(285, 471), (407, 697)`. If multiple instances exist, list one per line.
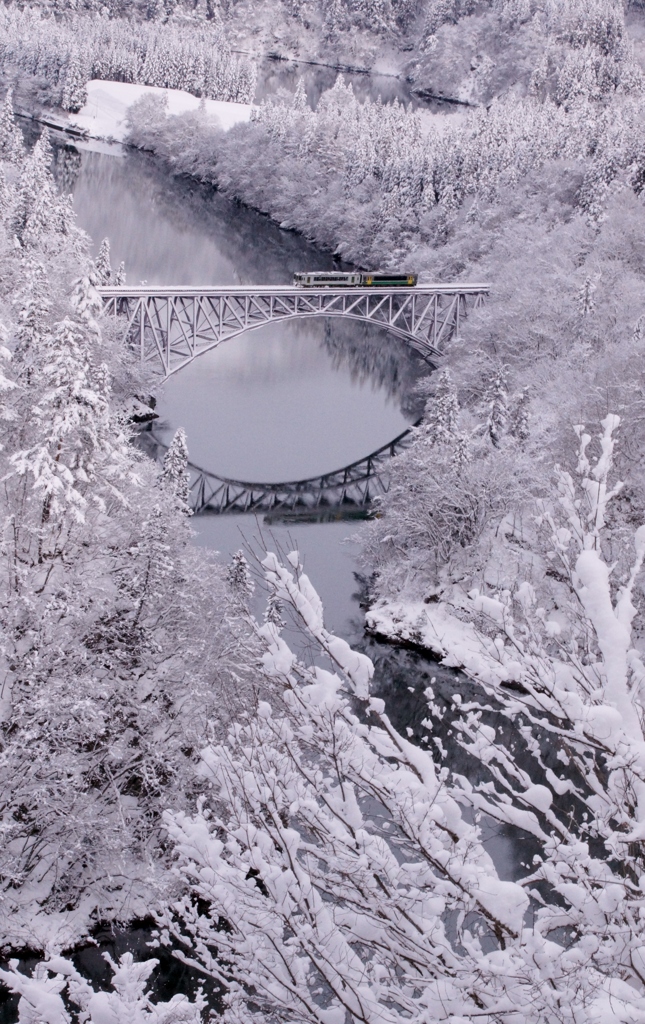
(100, 284), (489, 378)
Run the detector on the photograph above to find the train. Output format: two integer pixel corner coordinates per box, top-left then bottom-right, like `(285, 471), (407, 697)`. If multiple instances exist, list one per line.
(293, 271), (418, 288)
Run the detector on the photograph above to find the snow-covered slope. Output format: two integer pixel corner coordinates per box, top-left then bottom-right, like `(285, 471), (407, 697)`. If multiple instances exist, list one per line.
(70, 79), (252, 143)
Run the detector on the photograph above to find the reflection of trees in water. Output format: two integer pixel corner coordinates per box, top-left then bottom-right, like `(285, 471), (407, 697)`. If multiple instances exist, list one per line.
(106, 148), (342, 283)
(322, 318), (428, 418)
(66, 147), (428, 413)
(256, 59), (418, 110)
(53, 144), (83, 194)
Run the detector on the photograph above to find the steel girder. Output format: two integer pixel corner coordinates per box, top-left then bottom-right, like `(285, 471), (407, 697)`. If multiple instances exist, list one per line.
(99, 284), (489, 377)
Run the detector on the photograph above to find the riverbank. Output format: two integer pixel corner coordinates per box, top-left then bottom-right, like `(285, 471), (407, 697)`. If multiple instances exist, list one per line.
(366, 594), (513, 688)
(70, 80), (252, 144)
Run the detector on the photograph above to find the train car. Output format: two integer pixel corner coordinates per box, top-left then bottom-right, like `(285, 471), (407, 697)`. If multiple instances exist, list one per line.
(363, 273), (418, 287)
(293, 271), (418, 288)
(293, 272), (363, 287)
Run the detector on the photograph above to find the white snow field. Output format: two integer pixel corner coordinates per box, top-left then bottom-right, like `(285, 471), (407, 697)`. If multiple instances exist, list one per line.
(70, 80), (253, 143)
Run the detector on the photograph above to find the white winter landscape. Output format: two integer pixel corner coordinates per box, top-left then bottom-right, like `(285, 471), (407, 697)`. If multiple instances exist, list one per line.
(71, 80), (252, 142)
(2, 1), (645, 1023)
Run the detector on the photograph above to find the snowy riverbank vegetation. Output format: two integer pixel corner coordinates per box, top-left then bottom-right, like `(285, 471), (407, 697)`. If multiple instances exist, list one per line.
(8, 469), (645, 1019)
(123, 0), (645, 615)
(0, 109), (258, 953)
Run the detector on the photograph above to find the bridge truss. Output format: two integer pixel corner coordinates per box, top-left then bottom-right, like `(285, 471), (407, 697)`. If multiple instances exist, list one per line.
(100, 284), (489, 377)
(142, 422), (418, 515)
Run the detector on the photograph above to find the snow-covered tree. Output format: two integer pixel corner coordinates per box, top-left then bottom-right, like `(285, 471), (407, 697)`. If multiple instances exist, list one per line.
(161, 426), (191, 513)
(0, 134), (257, 951)
(0, 953), (203, 1023)
(579, 274), (597, 316)
(508, 384), (530, 442)
(226, 548), (255, 602)
(0, 88), (23, 164)
(263, 589), (285, 629)
(60, 51), (88, 113)
(424, 368), (459, 444)
(486, 366), (509, 447)
(159, 477), (645, 1021)
(95, 237), (112, 285)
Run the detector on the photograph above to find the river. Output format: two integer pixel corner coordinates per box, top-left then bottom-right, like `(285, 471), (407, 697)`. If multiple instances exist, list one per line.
(68, 140), (529, 859)
(67, 143), (428, 633)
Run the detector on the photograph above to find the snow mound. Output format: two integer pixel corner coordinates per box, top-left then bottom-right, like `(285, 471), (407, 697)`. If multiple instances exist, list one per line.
(70, 80), (252, 143)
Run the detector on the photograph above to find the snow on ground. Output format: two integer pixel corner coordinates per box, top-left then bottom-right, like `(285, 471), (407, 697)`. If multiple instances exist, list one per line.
(70, 80), (252, 143)
(366, 598), (511, 688)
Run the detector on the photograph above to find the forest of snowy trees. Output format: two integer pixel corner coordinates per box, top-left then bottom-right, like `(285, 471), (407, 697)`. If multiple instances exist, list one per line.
(0, 6), (256, 109)
(0, 101), (261, 953)
(3, 0), (645, 1021)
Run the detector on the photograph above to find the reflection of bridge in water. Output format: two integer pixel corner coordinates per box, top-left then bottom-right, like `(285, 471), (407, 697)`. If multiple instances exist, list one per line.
(143, 422), (418, 517)
(99, 283), (489, 377)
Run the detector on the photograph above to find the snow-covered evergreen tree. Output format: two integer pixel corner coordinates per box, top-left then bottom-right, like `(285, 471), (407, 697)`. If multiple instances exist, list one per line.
(161, 426), (191, 513)
(486, 366), (509, 447)
(226, 548), (255, 602)
(579, 274), (597, 316)
(0, 89), (23, 164)
(263, 590), (285, 629)
(0, 132), (257, 951)
(424, 368), (459, 444)
(508, 385), (530, 442)
(61, 51), (88, 113)
(95, 237), (112, 285)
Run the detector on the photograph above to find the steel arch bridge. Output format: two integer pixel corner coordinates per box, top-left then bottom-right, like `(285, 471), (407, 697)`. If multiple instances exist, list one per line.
(99, 283), (489, 377)
(142, 421), (418, 515)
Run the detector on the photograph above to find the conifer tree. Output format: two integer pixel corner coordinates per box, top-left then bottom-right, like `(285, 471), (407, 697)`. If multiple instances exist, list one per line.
(12, 132), (58, 246)
(451, 430), (471, 471)
(0, 89), (23, 164)
(227, 549), (255, 602)
(579, 274), (596, 316)
(61, 52), (88, 113)
(486, 367), (509, 447)
(292, 78), (308, 112)
(425, 369), (459, 444)
(508, 385), (530, 442)
(263, 591), (286, 629)
(113, 261), (126, 286)
(161, 427), (191, 513)
(95, 237), (112, 285)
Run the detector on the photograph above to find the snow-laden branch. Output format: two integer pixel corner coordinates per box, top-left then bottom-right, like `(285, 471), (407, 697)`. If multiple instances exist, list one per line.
(0, 953), (203, 1024)
(157, 529), (645, 1023)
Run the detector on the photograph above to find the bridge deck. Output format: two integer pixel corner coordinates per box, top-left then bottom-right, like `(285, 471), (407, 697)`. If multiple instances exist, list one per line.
(99, 283), (491, 297)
